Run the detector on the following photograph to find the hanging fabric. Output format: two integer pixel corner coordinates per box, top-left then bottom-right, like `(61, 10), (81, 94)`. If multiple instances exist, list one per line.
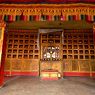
(15, 15), (20, 21)
(4, 15), (8, 22)
(8, 15), (13, 22)
(0, 15), (3, 21)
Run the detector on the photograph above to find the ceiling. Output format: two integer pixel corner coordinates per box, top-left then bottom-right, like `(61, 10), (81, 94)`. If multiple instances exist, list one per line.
(0, 0), (95, 4)
(7, 21), (93, 30)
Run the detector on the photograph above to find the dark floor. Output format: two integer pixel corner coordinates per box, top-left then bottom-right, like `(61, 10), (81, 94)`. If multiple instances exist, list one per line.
(0, 76), (95, 95)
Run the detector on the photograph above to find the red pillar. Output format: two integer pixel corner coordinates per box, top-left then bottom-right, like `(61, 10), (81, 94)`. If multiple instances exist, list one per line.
(0, 21), (6, 87)
(93, 23), (95, 46)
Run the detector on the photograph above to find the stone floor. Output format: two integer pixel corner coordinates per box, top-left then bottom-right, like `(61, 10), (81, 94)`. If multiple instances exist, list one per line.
(0, 76), (95, 95)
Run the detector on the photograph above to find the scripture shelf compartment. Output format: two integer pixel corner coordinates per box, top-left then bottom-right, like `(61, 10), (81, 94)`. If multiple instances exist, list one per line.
(24, 45), (28, 48)
(25, 40), (29, 43)
(63, 50), (67, 54)
(85, 55), (89, 59)
(63, 55), (67, 59)
(30, 40), (34, 43)
(41, 32), (61, 45)
(79, 55), (83, 59)
(84, 45), (89, 49)
(91, 55), (95, 59)
(85, 50), (89, 54)
(90, 40), (94, 44)
(23, 55), (28, 59)
(68, 45), (72, 49)
(63, 29), (95, 60)
(64, 35), (67, 39)
(25, 35), (29, 39)
(30, 35), (34, 38)
(84, 34), (88, 39)
(7, 54), (11, 58)
(79, 45), (83, 49)
(68, 35), (72, 39)
(73, 40), (77, 44)
(68, 50), (72, 54)
(35, 45), (38, 49)
(19, 45), (23, 48)
(64, 40), (67, 44)
(19, 35), (24, 38)
(14, 40), (18, 43)
(74, 50), (78, 54)
(29, 50), (33, 53)
(8, 40), (13, 43)
(90, 50), (94, 54)
(6, 31), (39, 60)
(8, 35), (13, 38)
(13, 50), (17, 53)
(68, 40), (72, 44)
(18, 55), (22, 59)
(90, 45), (94, 49)
(79, 35), (83, 39)
(63, 45), (67, 49)
(34, 55), (39, 59)
(48, 34), (54, 38)
(73, 35), (77, 39)
(84, 40), (88, 44)
(74, 55), (78, 59)
(8, 49), (12, 53)
(35, 50), (39, 53)
(42, 34), (47, 38)
(55, 40), (60, 43)
(14, 35), (18, 38)
(79, 50), (83, 54)
(13, 55), (17, 58)
(68, 55), (73, 59)
(48, 39), (54, 43)
(73, 45), (78, 49)
(78, 40), (83, 44)
(13, 45), (18, 48)
(42, 40), (47, 43)
(29, 55), (33, 59)
(55, 34), (60, 38)
(19, 50), (23, 53)
(30, 45), (34, 49)
(24, 50), (28, 53)
(8, 44), (12, 48)
(19, 40), (23, 43)
(89, 35), (93, 38)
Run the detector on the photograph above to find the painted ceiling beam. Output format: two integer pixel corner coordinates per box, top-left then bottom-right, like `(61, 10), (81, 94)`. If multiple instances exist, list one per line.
(0, 0), (95, 4)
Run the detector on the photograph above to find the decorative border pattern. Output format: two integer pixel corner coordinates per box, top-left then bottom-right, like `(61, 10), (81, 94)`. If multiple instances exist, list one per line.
(0, 4), (95, 22)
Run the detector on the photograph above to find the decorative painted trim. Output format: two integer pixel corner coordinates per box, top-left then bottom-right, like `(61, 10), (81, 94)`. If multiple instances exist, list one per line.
(4, 71), (95, 77)
(0, 4), (95, 22)
(4, 71), (39, 76)
(63, 72), (95, 77)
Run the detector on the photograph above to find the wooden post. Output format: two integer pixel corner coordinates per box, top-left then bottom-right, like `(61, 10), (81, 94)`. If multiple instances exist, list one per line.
(0, 21), (6, 87)
(90, 23), (95, 77)
(93, 23), (95, 46)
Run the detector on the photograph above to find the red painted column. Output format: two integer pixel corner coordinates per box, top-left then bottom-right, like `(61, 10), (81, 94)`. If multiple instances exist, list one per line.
(93, 23), (95, 46)
(0, 21), (6, 87)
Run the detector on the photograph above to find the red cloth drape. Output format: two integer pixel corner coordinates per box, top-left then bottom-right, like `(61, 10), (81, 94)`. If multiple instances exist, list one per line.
(0, 15), (3, 21)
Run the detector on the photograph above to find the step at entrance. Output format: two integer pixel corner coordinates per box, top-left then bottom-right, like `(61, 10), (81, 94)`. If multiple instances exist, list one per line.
(41, 69), (61, 80)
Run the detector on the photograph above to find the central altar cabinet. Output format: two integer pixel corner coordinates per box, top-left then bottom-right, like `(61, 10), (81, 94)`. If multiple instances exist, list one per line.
(39, 30), (63, 80)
